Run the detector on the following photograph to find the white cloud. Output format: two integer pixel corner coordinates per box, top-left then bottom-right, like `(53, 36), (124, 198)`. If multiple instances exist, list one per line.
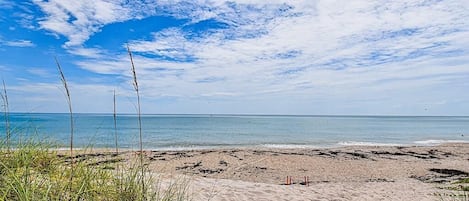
(129, 28), (194, 60)
(32, 0), (311, 48)
(117, 0), (468, 99)
(27, 68), (53, 78)
(66, 47), (105, 58)
(2, 39), (35, 47)
(22, 0), (469, 114)
(0, 65), (9, 72)
(33, 0), (137, 47)
(8, 81), (134, 113)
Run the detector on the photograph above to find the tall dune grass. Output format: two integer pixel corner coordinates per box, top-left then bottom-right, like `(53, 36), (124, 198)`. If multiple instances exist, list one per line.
(0, 51), (190, 200)
(55, 57), (75, 194)
(1, 80), (10, 151)
(127, 45), (146, 197)
(439, 191), (468, 201)
(113, 89), (119, 155)
(0, 140), (189, 200)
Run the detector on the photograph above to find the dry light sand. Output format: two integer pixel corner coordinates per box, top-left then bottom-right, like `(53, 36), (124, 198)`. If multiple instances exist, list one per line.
(80, 143), (469, 200)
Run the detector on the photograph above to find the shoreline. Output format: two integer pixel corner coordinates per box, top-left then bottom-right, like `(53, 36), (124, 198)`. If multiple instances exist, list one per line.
(52, 139), (469, 152)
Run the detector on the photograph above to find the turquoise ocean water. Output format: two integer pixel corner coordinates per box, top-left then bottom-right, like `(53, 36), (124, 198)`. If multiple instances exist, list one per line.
(2, 113), (469, 150)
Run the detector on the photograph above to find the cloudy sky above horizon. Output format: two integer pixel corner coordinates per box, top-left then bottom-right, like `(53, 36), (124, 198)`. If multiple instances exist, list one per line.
(0, 0), (468, 115)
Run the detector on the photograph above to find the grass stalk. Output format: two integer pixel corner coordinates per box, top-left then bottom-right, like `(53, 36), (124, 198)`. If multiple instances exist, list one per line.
(1, 79), (10, 151)
(113, 89), (118, 155)
(55, 57), (75, 195)
(127, 45), (145, 199)
(113, 89), (123, 193)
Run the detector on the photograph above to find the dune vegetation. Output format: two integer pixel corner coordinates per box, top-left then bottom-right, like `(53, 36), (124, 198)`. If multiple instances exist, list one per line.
(0, 48), (190, 201)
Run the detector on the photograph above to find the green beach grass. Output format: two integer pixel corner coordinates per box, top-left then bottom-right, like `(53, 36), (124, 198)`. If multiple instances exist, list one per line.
(0, 140), (190, 201)
(0, 48), (190, 201)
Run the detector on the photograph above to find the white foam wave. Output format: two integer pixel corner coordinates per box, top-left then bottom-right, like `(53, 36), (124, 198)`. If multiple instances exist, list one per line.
(337, 141), (404, 147)
(413, 139), (469, 145)
(260, 144), (321, 149)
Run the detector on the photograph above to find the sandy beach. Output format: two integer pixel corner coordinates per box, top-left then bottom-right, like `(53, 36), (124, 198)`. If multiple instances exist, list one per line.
(77, 143), (469, 200)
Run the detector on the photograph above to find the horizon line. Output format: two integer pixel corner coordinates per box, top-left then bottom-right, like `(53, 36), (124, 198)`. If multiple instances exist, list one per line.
(5, 112), (469, 117)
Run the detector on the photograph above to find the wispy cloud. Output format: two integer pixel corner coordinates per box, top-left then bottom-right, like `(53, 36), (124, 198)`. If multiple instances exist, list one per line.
(32, 0), (159, 47)
(27, 68), (53, 78)
(6, 0), (469, 114)
(0, 0), (14, 9)
(66, 1), (466, 97)
(2, 39), (35, 47)
(118, 1), (468, 97)
(66, 47), (105, 58)
(0, 65), (9, 72)
(8, 81), (123, 113)
(33, 0), (125, 47)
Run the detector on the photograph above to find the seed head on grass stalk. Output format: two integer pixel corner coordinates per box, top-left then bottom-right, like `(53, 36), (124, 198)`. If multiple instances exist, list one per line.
(1, 79), (10, 151)
(127, 45), (145, 198)
(54, 57), (74, 195)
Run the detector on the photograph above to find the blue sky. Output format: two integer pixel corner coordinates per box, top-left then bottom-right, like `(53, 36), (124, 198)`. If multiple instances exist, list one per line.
(0, 0), (468, 115)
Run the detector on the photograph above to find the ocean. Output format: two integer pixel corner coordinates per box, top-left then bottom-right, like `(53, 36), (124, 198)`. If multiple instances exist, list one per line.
(2, 113), (469, 150)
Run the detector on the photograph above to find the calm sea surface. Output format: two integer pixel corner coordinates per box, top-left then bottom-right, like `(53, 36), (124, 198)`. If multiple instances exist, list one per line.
(2, 113), (469, 149)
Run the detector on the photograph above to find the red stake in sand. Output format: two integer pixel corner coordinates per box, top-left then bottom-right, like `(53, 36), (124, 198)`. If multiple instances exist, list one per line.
(286, 176), (292, 185)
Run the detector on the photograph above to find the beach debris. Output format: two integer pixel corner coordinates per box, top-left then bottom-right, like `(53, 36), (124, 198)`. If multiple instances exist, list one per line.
(87, 158), (125, 167)
(200, 150), (214, 154)
(429, 168), (468, 176)
(149, 154), (165, 161)
(344, 151), (368, 159)
(411, 168), (469, 183)
(366, 178), (395, 182)
(167, 151), (193, 158)
(176, 161), (202, 170)
(370, 150), (440, 160)
(199, 168), (224, 174)
(255, 166), (267, 171)
(227, 151), (243, 160)
(219, 160), (228, 166)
